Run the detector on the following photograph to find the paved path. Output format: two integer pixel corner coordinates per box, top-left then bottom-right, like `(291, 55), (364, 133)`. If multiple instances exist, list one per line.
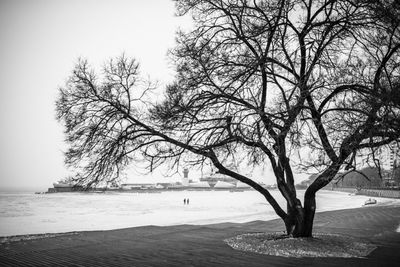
(1, 205), (399, 266)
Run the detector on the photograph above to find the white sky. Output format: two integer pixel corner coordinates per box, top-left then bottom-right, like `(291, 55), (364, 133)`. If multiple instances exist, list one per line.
(0, 0), (308, 192)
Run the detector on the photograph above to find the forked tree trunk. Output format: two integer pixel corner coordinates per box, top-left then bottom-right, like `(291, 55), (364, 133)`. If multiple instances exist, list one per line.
(284, 211), (315, 237)
(283, 211), (310, 237)
(283, 168), (339, 237)
(284, 194), (317, 237)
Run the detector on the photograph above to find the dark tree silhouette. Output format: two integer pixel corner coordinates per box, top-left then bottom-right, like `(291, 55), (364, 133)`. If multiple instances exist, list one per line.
(56, 0), (400, 237)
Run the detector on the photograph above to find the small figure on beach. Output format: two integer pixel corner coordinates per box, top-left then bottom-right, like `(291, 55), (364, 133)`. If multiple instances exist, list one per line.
(184, 198), (186, 205)
(187, 198), (189, 205)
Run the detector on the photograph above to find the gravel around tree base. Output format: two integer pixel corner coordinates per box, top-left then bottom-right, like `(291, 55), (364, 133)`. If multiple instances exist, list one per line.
(224, 232), (377, 258)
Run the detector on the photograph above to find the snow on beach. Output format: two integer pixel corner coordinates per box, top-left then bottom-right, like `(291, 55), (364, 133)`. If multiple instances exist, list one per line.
(0, 190), (398, 237)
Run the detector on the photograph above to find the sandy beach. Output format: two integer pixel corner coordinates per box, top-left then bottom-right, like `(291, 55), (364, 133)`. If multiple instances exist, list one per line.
(1, 204), (399, 267)
(2, 190), (397, 237)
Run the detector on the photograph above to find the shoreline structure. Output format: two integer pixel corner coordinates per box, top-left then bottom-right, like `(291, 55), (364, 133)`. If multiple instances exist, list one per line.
(47, 168), (272, 193)
(47, 167), (400, 199)
(46, 185), (400, 200)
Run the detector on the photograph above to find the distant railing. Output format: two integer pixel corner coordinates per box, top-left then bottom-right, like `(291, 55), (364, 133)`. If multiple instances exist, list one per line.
(357, 189), (400, 198)
(330, 186), (400, 191)
(330, 187), (400, 198)
(361, 186), (400, 191)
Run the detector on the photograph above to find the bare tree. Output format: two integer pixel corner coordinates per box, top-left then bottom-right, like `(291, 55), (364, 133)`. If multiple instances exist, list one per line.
(56, 0), (400, 237)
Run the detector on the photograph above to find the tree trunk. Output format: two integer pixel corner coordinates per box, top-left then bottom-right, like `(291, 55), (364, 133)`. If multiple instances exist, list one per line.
(297, 164), (341, 237)
(303, 191), (316, 237)
(282, 191), (318, 238)
(283, 199), (315, 238)
(284, 214), (314, 237)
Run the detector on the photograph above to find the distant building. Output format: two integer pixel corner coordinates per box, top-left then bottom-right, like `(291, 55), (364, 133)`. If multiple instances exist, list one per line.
(184, 165), (254, 189)
(182, 168), (189, 186)
(121, 183), (156, 190)
(48, 178), (83, 193)
(200, 172), (238, 188)
(386, 143), (399, 186)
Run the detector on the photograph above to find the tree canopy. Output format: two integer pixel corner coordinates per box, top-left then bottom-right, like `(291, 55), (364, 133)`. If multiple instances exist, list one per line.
(57, 0), (400, 237)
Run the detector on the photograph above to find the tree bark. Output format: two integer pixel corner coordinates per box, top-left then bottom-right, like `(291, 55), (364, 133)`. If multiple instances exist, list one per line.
(303, 191), (316, 237)
(299, 164), (342, 237)
(284, 200), (311, 237)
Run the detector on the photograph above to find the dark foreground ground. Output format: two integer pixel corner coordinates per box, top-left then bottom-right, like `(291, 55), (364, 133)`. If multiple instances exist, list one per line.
(1, 204), (399, 267)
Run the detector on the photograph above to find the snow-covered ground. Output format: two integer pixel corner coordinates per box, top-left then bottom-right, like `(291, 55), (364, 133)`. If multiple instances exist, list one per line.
(0, 190), (398, 237)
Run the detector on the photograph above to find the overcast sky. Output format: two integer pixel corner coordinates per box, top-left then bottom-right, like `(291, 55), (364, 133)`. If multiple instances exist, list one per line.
(0, 0), (308, 192)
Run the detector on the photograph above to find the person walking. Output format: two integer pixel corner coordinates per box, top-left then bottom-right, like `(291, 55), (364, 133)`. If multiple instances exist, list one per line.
(184, 198), (186, 205)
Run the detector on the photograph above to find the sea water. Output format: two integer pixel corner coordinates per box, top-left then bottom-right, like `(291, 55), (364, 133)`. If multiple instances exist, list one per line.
(0, 190), (397, 236)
